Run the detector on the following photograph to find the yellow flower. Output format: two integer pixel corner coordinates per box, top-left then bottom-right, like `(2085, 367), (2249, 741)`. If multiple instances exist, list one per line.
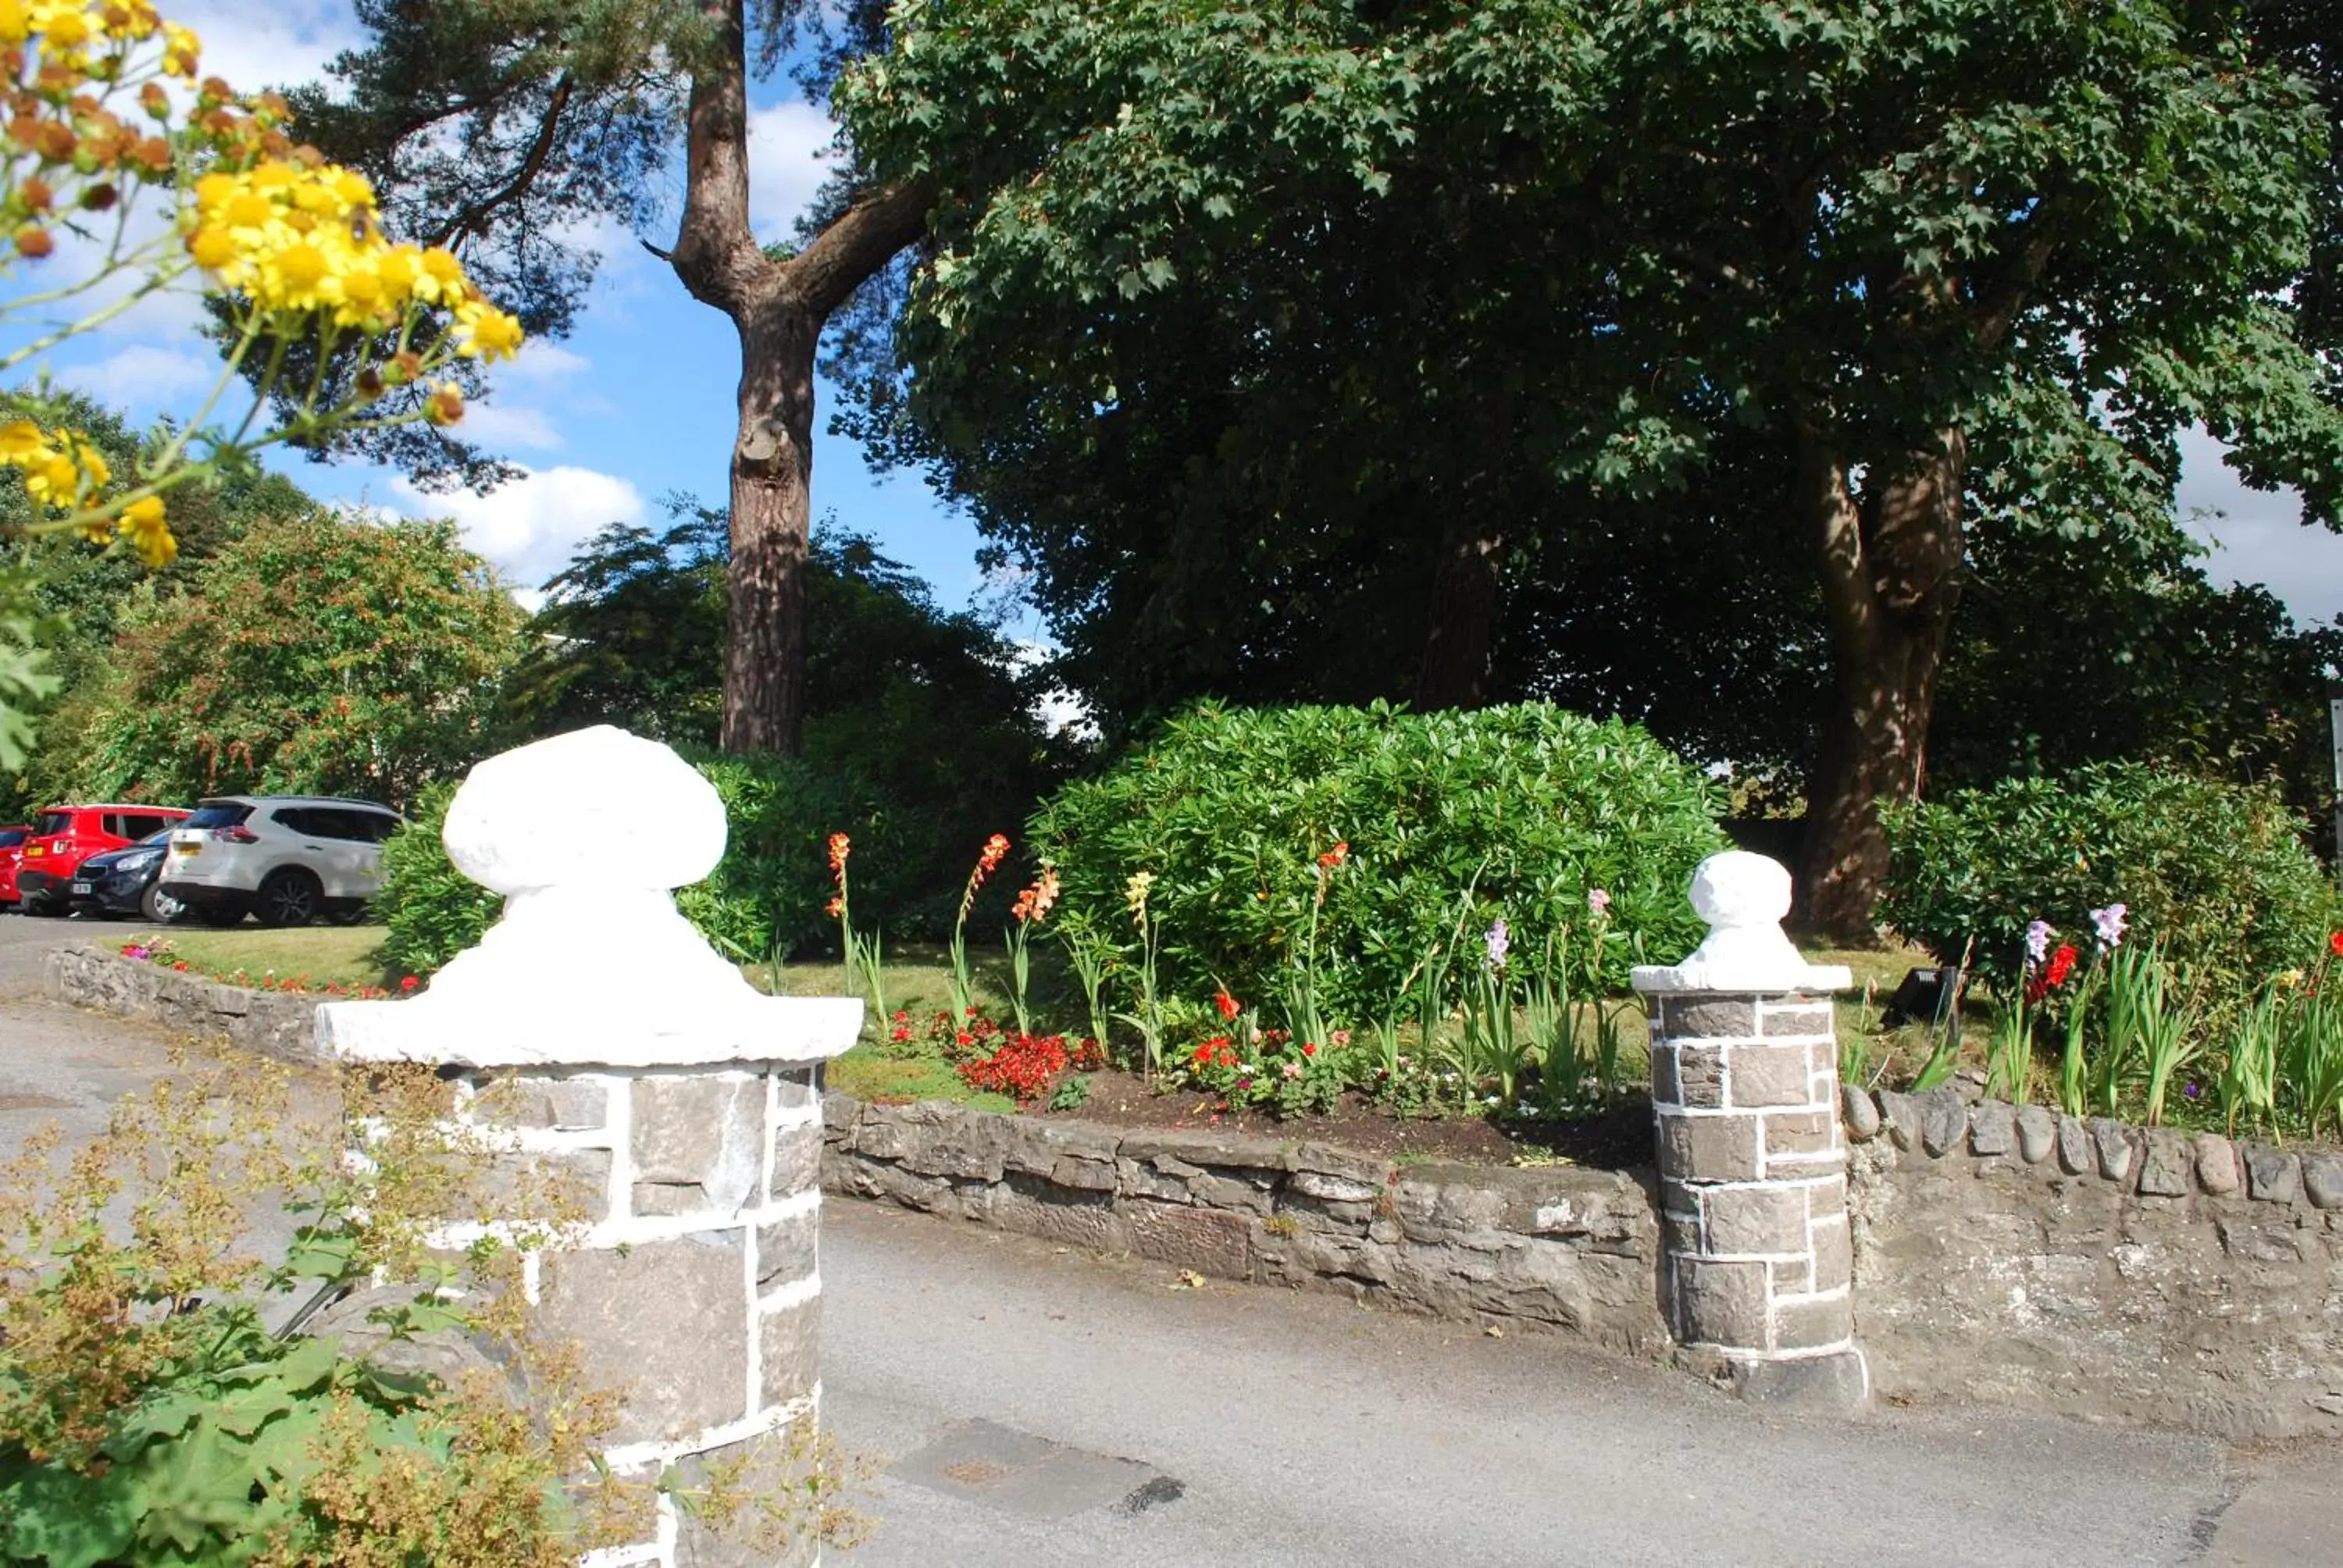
(0, 0), (27, 45)
(0, 421), (50, 464)
(161, 22), (198, 76)
(74, 441), (109, 490)
(454, 300), (524, 361)
(1124, 870), (1155, 926)
(187, 226), (236, 271)
(24, 451), (78, 503)
(117, 495), (175, 568)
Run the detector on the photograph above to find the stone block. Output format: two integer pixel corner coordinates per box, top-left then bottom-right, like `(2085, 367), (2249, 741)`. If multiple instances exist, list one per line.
(769, 1122), (823, 1201)
(772, 1070), (818, 1114)
(1810, 1216), (1852, 1292)
(2243, 1144), (2301, 1204)
(1763, 1110), (1837, 1164)
(820, 1090), (859, 1135)
(1878, 1091), (1924, 1152)
(1291, 1169), (1380, 1203)
(1760, 1003), (1835, 1039)
(1049, 1154), (1118, 1192)
(2056, 1115), (2093, 1175)
(1727, 1046), (1813, 1108)
(893, 1106), (1014, 1183)
(2137, 1130), (2193, 1198)
(1674, 1256), (1767, 1347)
(1115, 1156), (1189, 1203)
(1703, 1185), (1807, 1256)
(1729, 1348), (1868, 1413)
(1650, 1043), (1680, 1104)
(669, 1438), (822, 1568)
(2015, 1104), (2056, 1164)
(2195, 1135), (2241, 1196)
(2088, 1119), (2136, 1187)
(1122, 1128), (1284, 1171)
(634, 1179), (712, 1218)
(991, 1181), (1124, 1250)
(759, 1296), (820, 1409)
(1773, 1290), (1853, 1351)
(1918, 1092), (1965, 1158)
(756, 1209), (819, 1288)
(633, 1072), (765, 1211)
(1662, 996), (1756, 1039)
(1002, 1117), (1120, 1178)
(499, 1074), (608, 1131)
(480, 1148), (612, 1221)
(2303, 1153), (2343, 1210)
(1122, 1200), (1254, 1279)
(1968, 1101), (2016, 1157)
(1189, 1172), (1275, 1215)
(537, 1238), (749, 1445)
(1658, 1111), (1760, 1183)
(1841, 1085), (1881, 1142)
(1673, 1046), (1726, 1108)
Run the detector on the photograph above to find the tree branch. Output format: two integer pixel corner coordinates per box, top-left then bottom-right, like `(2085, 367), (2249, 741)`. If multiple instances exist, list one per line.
(430, 74), (576, 251)
(781, 176), (936, 318)
(668, 0), (775, 315)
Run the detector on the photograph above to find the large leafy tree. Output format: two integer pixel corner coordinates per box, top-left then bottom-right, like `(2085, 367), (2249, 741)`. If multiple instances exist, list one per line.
(34, 511), (524, 808)
(291, 0), (925, 756)
(839, 0), (2343, 935)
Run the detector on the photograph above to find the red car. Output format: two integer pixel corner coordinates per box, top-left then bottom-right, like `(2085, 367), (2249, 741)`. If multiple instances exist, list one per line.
(0, 825), (27, 907)
(15, 804), (191, 916)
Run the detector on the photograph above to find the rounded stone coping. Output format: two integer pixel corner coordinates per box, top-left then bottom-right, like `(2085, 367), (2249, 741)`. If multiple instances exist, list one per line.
(316, 993), (863, 1069)
(1631, 967), (1852, 996)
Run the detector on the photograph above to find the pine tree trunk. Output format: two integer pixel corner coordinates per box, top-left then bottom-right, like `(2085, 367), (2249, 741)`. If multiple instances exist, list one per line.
(1414, 518), (1507, 710)
(1796, 428), (1968, 940)
(722, 302), (818, 754)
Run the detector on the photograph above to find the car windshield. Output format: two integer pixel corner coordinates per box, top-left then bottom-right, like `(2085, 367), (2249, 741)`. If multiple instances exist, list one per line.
(0, 829), (24, 847)
(182, 803), (251, 830)
(136, 828), (175, 846)
(33, 811), (70, 836)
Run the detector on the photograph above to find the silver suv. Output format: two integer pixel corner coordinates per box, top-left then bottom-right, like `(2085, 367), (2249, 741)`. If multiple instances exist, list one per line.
(161, 796), (405, 927)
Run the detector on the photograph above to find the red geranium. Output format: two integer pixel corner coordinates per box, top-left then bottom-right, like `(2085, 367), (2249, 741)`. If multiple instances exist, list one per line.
(1214, 989), (1239, 1021)
(2328, 930), (2343, 957)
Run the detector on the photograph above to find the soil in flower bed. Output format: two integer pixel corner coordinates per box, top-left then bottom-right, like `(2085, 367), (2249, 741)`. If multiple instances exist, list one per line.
(1009, 1068), (1652, 1171)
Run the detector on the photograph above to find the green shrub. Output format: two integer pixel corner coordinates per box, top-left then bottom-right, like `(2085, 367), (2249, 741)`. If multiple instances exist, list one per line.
(1880, 764), (2341, 1000)
(1032, 700), (1727, 1017)
(375, 782), (501, 982)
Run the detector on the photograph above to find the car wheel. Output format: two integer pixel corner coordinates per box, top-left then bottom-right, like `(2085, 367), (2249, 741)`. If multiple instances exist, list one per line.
(141, 882), (186, 924)
(195, 905), (244, 928)
(22, 896), (62, 918)
(255, 868), (322, 928)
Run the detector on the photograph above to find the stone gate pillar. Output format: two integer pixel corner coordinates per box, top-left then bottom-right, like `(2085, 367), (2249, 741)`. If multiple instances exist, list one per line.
(317, 726), (861, 1566)
(1632, 851), (1864, 1410)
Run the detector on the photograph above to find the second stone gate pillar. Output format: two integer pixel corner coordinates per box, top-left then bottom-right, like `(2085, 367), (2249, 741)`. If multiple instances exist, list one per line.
(1632, 850), (1865, 1411)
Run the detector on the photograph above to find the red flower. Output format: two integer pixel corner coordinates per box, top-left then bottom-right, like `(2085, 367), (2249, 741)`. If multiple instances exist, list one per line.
(1214, 989), (1239, 1020)
(2329, 931), (2343, 957)
(826, 832), (851, 878)
(1318, 841), (1349, 869)
(825, 896), (843, 919)
(172, 961), (187, 971)
(892, 1027), (911, 1042)
(1301, 1042), (1317, 1057)
(400, 975), (419, 992)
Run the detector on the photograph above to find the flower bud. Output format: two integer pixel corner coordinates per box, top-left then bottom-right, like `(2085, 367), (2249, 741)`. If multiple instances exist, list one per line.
(13, 223), (53, 258)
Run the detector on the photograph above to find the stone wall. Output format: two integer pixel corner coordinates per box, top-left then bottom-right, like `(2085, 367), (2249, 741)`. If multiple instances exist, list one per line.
(827, 1090), (2343, 1437)
(43, 942), (319, 1062)
(1845, 1084), (2343, 1438)
(820, 1095), (1669, 1356)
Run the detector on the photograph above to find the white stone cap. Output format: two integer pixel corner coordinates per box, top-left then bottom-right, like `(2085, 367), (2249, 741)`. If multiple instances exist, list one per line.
(316, 725), (863, 1069)
(1630, 850), (1853, 996)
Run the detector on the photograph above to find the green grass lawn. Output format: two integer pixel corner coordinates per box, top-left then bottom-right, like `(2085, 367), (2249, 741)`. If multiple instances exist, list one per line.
(122, 923), (393, 991)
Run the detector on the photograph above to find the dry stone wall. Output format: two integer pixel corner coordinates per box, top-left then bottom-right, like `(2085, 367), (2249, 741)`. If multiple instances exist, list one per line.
(44, 942), (318, 1061)
(821, 1095), (1670, 1355)
(1845, 1083), (2343, 1438)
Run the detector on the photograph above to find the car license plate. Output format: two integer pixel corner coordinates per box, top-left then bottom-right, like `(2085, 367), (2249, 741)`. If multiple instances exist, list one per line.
(23, 845), (40, 857)
(70, 881), (91, 895)
(172, 842), (197, 856)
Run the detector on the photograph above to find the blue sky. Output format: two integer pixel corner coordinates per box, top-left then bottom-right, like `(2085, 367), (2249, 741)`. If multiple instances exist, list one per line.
(19, 0), (1004, 619)
(14, 0), (2343, 633)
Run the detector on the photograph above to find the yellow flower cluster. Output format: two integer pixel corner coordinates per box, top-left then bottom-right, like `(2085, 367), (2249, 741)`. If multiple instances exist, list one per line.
(185, 162), (525, 358)
(0, 0), (191, 73)
(0, 419), (173, 565)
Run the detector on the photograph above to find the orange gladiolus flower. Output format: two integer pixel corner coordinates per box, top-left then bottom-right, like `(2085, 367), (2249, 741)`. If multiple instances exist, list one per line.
(1318, 841), (1349, 868)
(827, 832), (851, 878)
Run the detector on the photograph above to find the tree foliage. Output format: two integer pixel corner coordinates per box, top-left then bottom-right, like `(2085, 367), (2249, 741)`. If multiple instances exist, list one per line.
(839, 0), (2343, 927)
(32, 512), (523, 809)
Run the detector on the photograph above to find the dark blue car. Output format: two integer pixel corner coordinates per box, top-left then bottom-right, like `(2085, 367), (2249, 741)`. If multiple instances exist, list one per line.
(65, 829), (184, 923)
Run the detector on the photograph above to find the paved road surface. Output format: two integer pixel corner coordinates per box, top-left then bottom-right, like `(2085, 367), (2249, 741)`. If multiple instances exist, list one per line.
(3, 911), (2335, 1566)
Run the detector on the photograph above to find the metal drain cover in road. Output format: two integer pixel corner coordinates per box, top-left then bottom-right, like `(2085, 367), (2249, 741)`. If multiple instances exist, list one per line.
(890, 1419), (1178, 1520)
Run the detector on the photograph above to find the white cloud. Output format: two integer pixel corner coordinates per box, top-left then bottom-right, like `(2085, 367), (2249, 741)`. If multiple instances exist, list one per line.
(173, 0), (359, 98)
(747, 100), (840, 241)
(391, 465), (645, 590)
(2174, 426), (2343, 627)
(458, 401), (565, 454)
(59, 343), (218, 411)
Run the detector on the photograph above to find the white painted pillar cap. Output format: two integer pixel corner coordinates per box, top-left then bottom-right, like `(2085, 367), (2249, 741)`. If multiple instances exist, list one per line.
(317, 725), (861, 1068)
(1631, 850), (1853, 995)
